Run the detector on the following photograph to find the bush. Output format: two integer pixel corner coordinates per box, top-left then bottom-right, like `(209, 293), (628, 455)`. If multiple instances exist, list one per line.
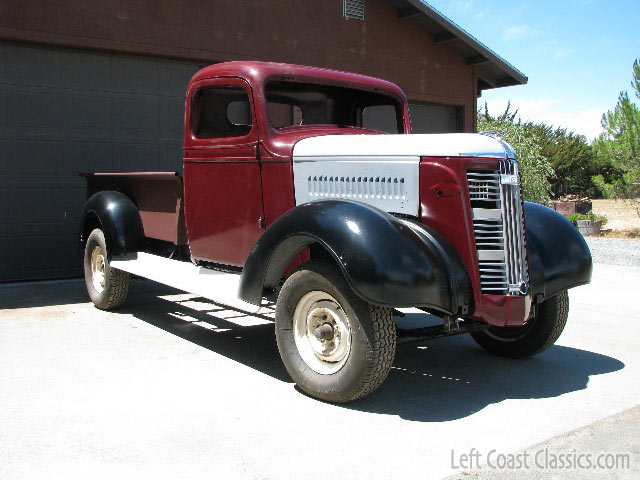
(478, 103), (555, 204)
(567, 210), (608, 226)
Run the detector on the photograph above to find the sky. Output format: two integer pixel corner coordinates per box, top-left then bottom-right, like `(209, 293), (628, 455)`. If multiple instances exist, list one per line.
(425, 0), (639, 140)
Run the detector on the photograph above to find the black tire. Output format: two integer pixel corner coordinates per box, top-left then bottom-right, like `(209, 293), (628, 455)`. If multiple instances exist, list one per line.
(275, 260), (396, 403)
(471, 290), (569, 358)
(83, 228), (130, 310)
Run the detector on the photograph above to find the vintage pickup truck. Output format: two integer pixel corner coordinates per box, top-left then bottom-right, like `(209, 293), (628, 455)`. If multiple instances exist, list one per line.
(80, 61), (592, 402)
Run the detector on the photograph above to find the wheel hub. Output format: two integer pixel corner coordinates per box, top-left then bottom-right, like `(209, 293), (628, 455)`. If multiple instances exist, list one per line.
(90, 246), (106, 293)
(313, 322), (335, 341)
(293, 292), (352, 374)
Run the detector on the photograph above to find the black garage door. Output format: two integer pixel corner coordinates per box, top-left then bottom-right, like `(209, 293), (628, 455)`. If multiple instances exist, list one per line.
(0, 40), (205, 281)
(409, 102), (463, 133)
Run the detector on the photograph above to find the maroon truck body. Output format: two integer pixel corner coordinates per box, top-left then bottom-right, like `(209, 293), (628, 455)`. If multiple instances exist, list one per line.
(81, 61), (577, 327)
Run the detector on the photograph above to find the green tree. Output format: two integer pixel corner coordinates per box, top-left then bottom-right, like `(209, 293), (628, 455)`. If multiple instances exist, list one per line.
(529, 124), (597, 197)
(592, 59), (640, 216)
(478, 102), (555, 204)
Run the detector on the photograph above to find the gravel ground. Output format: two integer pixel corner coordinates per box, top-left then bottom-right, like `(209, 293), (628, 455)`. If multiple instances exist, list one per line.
(585, 237), (640, 267)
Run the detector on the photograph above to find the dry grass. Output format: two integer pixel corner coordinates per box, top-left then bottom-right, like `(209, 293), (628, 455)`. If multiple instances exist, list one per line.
(591, 199), (640, 232)
(601, 229), (640, 240)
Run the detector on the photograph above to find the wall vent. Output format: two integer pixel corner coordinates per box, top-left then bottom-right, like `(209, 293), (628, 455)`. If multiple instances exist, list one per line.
(343, 0), (365, 21)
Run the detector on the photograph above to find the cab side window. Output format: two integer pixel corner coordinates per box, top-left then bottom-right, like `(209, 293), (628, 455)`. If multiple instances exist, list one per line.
(192, 87), (252, 139)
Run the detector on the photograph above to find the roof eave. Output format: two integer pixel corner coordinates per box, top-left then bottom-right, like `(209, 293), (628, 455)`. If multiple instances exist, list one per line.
(387, 0), (528, 91)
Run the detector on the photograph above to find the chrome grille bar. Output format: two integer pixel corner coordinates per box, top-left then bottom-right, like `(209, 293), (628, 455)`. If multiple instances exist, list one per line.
(467, 161), (529, 295)
(498, 160), (529, 295)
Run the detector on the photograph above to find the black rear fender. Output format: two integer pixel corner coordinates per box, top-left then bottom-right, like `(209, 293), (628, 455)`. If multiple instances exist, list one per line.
(79, 191), (144, 259)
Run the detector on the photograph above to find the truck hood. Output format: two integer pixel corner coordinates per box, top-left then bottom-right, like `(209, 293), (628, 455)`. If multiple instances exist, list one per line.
(293, 133), (516, 160)
(291, 133), (515, 218)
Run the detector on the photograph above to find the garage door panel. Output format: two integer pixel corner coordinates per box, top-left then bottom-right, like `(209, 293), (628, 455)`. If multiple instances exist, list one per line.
(409, 102), (462, 133)
(9, 91), (62, 128)
(5, 43), (60, 88)
(160, 97), (186, 138)
(0, 140), (13, 174)
(159, 61), (204, 96)
(68, 142), (114, 173)
(0, 91), (7, 124)
(118, 143), (159, 172)
(159, 142), (183, 172)
(113, 96), (158, 133)
(0, 178), (10, 221)
(13, 185), (69, 223)
(16, 140), (65, 175)
(60, 50), (112, 92)
(63, 94), (112, 131)
(12, 220), (73, 237)
(0, 43), (7, 84)
(19, 234), (77, 274)
(112, 56), (159, 94)
(67, 187), (87, 224)
(0, 237), (21, 276)
(13, 190), (89, 235)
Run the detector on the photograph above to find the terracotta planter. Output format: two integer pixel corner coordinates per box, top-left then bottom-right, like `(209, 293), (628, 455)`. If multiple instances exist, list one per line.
(576, 220), (602, 236)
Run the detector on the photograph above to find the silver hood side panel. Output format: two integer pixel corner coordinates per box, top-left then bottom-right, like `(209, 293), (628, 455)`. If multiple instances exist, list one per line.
(292, 155), (420, 216)
(292, 133), (516, 216)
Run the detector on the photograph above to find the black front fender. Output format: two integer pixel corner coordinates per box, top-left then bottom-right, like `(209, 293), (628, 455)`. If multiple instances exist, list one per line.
(525, 202), (592, 300)
(79, 191), (144, 259)
(239, 200), (472, 314)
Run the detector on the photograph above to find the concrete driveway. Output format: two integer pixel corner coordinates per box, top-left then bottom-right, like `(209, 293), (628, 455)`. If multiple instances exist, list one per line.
(1, 262), (638, 479)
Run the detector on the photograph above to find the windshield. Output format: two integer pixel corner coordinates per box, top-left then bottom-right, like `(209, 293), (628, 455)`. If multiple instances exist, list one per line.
(265, 80), (404, 134)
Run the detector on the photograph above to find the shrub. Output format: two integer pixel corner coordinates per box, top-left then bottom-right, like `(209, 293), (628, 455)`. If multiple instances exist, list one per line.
(567, 210), (608, 226)
(478, 103), (555, 204)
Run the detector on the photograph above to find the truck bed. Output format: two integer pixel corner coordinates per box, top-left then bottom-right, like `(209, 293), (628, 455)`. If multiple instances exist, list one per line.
(81, 172), (187, 245)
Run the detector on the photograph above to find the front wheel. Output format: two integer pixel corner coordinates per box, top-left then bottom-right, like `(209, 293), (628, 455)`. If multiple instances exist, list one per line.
(83, 228), (130, 310)
(471, 290), (569, 358)
(275, 261), (396, 403)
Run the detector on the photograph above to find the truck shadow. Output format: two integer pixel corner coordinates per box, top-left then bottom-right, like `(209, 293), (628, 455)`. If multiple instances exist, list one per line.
(120, 284), (625, 423)
(346, 337), (625, 421)
(120, 284), (290, 383)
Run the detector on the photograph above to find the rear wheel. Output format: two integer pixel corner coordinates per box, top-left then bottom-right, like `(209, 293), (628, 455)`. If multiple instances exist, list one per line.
(84, 228), (130, 310)
(275, 260), (396, 403)
(471, 290), (569, 358)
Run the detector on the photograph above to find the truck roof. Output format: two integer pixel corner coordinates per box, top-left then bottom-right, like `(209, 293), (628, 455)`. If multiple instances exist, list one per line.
(190, 61), (407, 99)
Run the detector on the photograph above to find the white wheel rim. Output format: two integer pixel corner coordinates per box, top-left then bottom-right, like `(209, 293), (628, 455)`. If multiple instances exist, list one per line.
(90, 245), (106, 293)
(293, 291), (352, 375)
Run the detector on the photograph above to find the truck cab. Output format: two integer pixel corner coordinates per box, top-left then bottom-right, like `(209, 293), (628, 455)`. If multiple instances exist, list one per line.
(182, 62), (410, 267)
(80, 61), (592, 403)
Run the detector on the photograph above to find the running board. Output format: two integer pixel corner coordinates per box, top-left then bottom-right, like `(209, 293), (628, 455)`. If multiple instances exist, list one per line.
(110, 252), (269, 314)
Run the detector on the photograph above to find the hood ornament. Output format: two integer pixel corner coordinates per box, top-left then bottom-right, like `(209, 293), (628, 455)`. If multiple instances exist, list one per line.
(479, 130), (506, 140)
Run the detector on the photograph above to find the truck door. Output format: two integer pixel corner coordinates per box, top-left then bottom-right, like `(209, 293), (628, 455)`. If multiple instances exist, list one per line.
(183, 77), (264, 267)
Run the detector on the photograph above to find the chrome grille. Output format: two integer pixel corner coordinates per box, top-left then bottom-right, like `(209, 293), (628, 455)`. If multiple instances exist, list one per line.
(467, 160), (529, 295)
(467, 172), (501, 202)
